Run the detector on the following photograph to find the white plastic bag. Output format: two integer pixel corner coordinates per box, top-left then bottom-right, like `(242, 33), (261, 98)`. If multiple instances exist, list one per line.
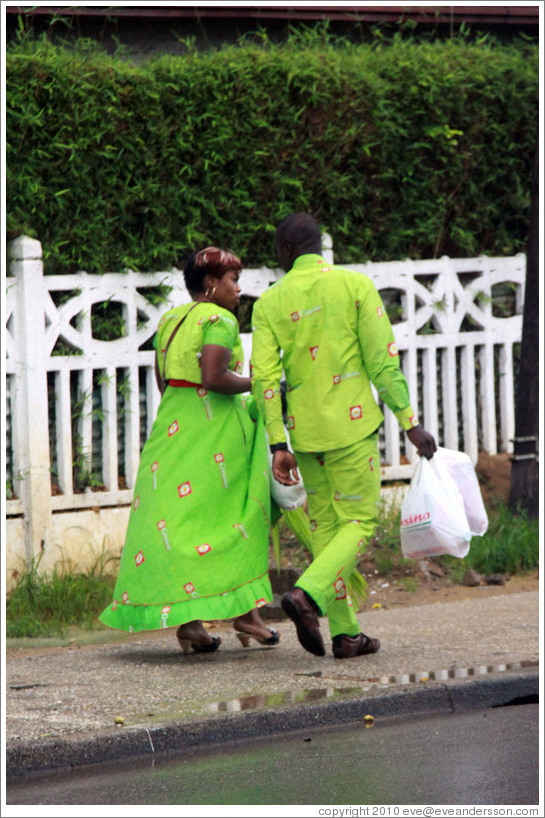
(400, 455), (471, 559)
(434, 447), (488, 536)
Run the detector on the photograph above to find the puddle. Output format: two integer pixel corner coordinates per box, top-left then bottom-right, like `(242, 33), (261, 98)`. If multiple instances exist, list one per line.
(129, 659), (538, 726)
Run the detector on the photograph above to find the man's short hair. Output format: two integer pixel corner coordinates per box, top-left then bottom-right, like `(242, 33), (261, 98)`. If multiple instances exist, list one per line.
(276, 213), (322, 250)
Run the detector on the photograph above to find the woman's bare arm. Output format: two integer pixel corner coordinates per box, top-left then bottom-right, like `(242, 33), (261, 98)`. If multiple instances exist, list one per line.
(200, 344), (251, 394)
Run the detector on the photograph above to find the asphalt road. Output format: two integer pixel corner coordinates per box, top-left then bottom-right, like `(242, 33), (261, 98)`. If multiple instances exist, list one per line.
(6, 703), (539, 807)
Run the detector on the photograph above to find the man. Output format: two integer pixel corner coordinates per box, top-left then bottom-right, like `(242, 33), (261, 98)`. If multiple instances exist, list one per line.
(251, 213), (436, 659)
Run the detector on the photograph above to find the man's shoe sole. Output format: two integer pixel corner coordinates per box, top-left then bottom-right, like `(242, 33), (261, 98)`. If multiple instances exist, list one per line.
(281, 595), (325, 657)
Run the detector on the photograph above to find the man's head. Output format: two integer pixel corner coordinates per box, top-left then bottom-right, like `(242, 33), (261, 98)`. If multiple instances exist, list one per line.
(275, 213), (322, 272)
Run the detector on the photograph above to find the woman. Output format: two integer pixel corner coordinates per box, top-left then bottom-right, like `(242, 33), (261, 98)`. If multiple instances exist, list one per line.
(100, 247), (279, 653)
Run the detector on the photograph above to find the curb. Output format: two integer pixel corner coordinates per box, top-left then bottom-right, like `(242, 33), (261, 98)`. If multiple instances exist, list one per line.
(6, 667), (538, 780)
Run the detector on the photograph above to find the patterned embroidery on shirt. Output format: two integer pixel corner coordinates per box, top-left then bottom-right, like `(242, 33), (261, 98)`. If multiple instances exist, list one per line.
(377, 306), (384, 317)
(287, 416), (295, 430)
(350, 405), (362, 420)
(333, 577), (347, 600)
(388, 342), (398, 357)
(168, 420), (179, 436)
(309, 346), (319, 360)
(135, 550), (145, 566)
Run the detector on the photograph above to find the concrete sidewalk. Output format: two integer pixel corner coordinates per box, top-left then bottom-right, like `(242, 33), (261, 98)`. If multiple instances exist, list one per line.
(5, 590), (539, 779)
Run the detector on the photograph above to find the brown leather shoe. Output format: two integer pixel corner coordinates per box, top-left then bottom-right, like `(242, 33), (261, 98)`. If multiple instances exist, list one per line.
(332, 632), (381, 659)
(281, 588), (325, 656)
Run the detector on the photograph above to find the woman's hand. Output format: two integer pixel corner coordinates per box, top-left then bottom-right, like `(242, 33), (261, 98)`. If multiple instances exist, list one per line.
(201, 344), (251, 394)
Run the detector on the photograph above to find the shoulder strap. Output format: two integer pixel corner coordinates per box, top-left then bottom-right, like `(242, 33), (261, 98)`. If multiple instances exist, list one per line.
(155, 302), (199, 394)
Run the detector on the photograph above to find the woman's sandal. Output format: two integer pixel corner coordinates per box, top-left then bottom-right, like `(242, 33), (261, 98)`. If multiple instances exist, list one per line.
(176, 627), (221, 655)
(234, 627), (280, 648)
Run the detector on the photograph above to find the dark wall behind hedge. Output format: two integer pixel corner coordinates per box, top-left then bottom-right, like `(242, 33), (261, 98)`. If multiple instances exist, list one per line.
(6, 32), (538, 273)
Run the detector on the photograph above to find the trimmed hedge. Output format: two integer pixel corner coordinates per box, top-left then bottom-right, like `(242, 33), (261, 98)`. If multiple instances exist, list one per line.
(6, 30), (538, 273)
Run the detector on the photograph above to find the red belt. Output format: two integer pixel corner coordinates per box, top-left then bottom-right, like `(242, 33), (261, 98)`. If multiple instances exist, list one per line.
(168, 379), (203, 388)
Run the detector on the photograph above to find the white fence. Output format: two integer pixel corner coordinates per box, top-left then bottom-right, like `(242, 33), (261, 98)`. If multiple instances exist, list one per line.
(5, 235), (525, 575)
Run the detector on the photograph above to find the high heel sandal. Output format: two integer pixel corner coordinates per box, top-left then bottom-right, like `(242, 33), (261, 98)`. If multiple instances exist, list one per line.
(177, 631), (221, 655)
(235, 627), (280, 648)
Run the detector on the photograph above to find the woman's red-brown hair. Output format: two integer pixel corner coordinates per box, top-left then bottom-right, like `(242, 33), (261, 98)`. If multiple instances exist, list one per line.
(184, 246), (242, 295)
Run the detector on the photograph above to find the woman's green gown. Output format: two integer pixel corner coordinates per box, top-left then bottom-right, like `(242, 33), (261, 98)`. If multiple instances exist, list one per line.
(99, 301), (274, 633)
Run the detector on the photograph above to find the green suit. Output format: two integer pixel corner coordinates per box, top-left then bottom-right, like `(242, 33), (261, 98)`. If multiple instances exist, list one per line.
(251, 254), (418, 637)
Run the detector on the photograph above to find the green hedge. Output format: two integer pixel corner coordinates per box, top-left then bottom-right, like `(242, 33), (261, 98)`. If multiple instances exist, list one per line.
(6, 30), (538, 273)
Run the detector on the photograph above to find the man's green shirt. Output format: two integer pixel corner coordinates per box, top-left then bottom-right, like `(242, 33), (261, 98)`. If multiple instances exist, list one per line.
(251, 254), (418, 452)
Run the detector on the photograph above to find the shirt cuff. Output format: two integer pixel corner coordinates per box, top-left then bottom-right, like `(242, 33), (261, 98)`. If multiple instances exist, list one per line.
(396, 405), (419, 431)
(270, 442), (289, 454)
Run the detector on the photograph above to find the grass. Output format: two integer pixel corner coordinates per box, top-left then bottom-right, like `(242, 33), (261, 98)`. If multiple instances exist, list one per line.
(6, 548), (116, 638)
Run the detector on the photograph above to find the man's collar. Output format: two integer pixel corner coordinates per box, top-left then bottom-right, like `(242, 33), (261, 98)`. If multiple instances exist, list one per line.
(291, 253), (326, 270)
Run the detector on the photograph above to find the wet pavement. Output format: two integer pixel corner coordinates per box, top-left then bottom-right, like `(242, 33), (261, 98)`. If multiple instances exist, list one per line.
(4, 589), (540, 780)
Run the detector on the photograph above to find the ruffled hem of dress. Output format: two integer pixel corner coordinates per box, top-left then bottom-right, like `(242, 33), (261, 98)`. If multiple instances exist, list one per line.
(98, 574), (273, 633)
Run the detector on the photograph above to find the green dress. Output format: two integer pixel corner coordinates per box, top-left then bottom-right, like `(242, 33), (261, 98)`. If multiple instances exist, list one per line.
(99, 301), (274, 633)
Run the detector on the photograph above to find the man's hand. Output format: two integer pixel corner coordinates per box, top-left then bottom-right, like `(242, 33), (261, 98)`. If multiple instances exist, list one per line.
(272, 450), (300, 485)
(406, 426), (437, 460)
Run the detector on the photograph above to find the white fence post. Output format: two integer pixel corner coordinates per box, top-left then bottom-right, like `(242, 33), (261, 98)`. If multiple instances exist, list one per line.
(8, 236), (52, 564)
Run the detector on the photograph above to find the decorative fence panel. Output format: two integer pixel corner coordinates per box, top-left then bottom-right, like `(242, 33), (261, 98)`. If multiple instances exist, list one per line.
(5, 235), (525, 568)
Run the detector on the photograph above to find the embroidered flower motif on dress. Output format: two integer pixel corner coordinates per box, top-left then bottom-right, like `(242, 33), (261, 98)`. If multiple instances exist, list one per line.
(264, 388), (275, 399)
(234, 361), (243, 374)
(232, 523), (249, 539)
(410, 415), (419, 427)
(178, 482), (192, 497)
(184, 582), (195, 594)
(121, 592), (129, 604)
(369, 457), (375, 471)
(388, 342), (398, 357)
(350, 405), (362, 420)
(214, 453), (228, 488)
(168, 420), (179, 436)
(135, 550), (145, 566)
(310, 519), (317, 531)
(377, 306), (384, 317)
(287, 416), (295, 429)
(157, 519), (171, 550)
(133, 495), (140, 510)
(196, 543), (212, 555)
(255, 598), (266, 608)
(160, 605), (171, 628)
(112, 600), (118, 610)
(309, 346), (319, 360)
(209, 314), (219, 323)
(151, 461), (159, 489)
(291, 312), (300, 321)
(197, 387), (213, 419)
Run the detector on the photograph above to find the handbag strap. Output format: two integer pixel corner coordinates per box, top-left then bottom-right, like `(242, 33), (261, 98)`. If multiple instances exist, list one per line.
(155, 302), (199, 394)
